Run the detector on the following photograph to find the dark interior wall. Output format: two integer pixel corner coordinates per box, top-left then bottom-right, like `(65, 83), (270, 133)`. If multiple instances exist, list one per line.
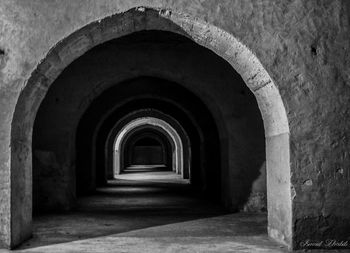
(121, 129), (173, 169)
(131, 146), (164, 165)
(32, 31), (265, 213)
(121, 129), (170, 167)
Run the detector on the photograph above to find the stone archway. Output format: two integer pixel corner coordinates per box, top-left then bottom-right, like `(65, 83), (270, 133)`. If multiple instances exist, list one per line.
(120, 128), (173, 173)
(10, 7), (291, 249)
(105, 108), (192, 182)
(114, 117), (185, 177)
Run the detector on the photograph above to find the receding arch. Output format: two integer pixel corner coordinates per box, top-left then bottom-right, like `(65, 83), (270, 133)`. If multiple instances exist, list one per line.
(10, 6), (291, 248)
(77, 79), (217, 197)
(114, 117), (185, 178)
(120, 127), (172, 172)
(105, 108), (192, 182)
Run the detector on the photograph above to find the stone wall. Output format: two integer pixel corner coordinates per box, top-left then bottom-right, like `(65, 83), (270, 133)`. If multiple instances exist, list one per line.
(0, 0), (349, 250)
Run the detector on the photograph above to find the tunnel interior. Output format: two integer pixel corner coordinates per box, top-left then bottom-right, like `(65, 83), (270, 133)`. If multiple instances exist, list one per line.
(125, 132), (168, 169)
(120, 125), (174, 172)
(31, 29), (266, 242)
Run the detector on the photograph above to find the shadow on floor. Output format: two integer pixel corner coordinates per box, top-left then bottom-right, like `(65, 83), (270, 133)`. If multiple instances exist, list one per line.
(14, 172), (282, 252)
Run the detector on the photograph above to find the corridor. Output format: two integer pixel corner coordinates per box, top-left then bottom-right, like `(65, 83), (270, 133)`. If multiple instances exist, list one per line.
(2, 2), (350, 251)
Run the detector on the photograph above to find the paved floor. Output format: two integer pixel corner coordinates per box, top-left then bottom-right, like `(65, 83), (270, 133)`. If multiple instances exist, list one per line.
(7, 171), (290, 252)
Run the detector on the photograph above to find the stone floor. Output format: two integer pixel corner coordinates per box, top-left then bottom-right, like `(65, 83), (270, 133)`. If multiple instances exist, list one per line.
(1, 171), (324, 252)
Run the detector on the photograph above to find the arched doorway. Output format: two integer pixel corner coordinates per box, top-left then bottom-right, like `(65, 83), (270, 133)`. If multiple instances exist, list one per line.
(11, 7), (291, 249)
(105, 109), (192, 183)
(113, 117), (186, 177)
(120, 128), (173, 173)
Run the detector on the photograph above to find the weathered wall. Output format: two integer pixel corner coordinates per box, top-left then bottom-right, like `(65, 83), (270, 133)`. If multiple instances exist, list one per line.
(0, 0), (350, 250)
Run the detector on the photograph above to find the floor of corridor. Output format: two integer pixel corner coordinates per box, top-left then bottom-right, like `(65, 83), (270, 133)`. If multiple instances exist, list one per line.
(10, 171), (290, 253)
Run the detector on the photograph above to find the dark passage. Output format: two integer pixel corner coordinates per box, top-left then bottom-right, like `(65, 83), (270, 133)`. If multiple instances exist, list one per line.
(26, 29), (274, 252)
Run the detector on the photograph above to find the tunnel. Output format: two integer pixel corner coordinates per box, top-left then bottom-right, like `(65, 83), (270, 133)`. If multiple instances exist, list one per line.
(122, 129), (171, 172)
(4, 3), (350, 251)
(28, 23), (272, 249)
(32, 29), (265, 213)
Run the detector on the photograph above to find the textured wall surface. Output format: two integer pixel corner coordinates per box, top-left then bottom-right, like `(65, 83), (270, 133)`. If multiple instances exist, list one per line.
(0, 0), (350, 250)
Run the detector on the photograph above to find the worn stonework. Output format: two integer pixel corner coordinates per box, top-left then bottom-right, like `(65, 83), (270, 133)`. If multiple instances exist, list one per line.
(243, 162), (267, 212)
(0, 0), (349, 250)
